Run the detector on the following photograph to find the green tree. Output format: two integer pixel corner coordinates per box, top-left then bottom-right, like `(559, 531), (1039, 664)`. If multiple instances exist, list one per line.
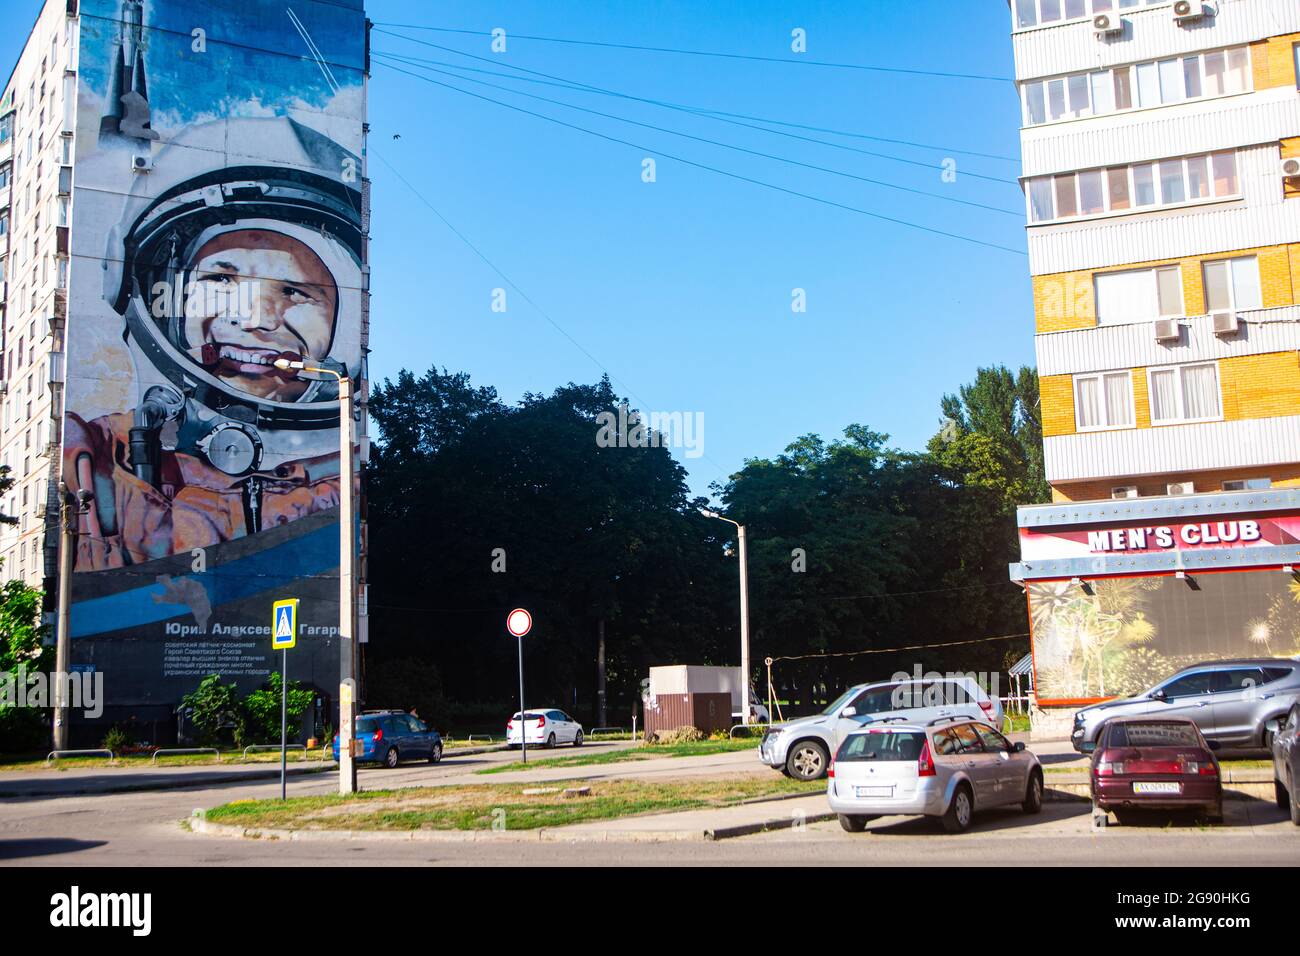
(240, 671), (314, 745)
(180, 674), (240, 746)
(0, 573), (52, 752)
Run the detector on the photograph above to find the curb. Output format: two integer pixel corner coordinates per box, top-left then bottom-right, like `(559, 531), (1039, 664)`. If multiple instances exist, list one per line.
(0, 762), (332, 798)
(188, 798), (833, 844)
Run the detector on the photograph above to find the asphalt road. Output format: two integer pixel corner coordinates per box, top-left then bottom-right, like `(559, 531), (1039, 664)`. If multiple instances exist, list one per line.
(2, 741), (1297, 866)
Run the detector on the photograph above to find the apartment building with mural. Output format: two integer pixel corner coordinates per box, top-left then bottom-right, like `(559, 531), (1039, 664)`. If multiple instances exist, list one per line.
(0, 0), (370, 745)
(1006, 0), (1300, 735)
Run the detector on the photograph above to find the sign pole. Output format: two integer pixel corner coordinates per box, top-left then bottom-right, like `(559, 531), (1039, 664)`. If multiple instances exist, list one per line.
(272, 598), (299, 801)
(506, 608), (532, 765)
(517, 631), (527, 765)
(280, 648), (288, 801)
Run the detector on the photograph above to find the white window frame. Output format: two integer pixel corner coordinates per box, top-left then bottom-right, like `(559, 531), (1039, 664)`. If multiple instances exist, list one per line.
(1013, 0), (1170, 32)
(1021, 45), (1252, 126)
(1094, 265), (1184, 325)
(1073, 370), (1135, 432)
(1025, 150), (1239, 225)
(1202, 255), (1262, 314)
(1146, 362), (1222, 426)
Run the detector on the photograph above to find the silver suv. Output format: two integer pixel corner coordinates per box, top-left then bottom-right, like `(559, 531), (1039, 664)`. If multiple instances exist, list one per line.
(828, 718), (1043, 834)
(1072, 658), (1300, 753)
(759, 677), (1004, 781)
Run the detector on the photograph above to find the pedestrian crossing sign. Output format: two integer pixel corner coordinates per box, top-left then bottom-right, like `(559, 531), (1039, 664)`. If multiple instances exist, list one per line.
(272, 599), (299, 649)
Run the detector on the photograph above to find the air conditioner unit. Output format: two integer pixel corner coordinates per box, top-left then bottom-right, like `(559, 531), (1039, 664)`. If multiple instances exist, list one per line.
(131, 153), (153, 174)
(1093, 13), (1123, 37)
(1173, 1), (1208, 23)
(1212, 311), (1239, 336)
(1111, 486), (1139, 500)
(1283, 157), (1300, 179)
(1167, 481), (1196, 496)
(1154, 318), (1181, 342)
(34, 502), (46, 518)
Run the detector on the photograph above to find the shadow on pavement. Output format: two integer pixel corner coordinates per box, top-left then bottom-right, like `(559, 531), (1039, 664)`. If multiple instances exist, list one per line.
(0, 838), (108, 860)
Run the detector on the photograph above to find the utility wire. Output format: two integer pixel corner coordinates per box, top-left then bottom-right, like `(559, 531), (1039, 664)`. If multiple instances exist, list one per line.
(374, 47), (1021, 188)
(374, 61), (1027, 257)
(768, 632), (1029, 663)
(370, 22), (1011, 83)
(373, 53), (1022, 217)
(372, 29), (1019, 163)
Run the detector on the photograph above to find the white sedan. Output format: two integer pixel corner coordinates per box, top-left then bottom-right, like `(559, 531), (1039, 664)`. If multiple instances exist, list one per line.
(506, 709), (584, 748)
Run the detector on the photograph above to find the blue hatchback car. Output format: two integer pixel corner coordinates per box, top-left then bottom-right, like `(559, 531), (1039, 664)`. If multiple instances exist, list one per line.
(333, 711), (443, 768)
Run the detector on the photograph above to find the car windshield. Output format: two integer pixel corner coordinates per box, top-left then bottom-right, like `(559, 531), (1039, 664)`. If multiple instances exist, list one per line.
(821, 688), (859, 717)
(1109, 722), (1200, 748)
(836, 731), (925, 762)
(512, 712), (545, 720)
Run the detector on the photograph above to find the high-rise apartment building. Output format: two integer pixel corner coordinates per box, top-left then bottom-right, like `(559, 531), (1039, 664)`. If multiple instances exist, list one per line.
(0, 3), (75, 591)
(1007, 0), (1300, 736)
(0, 0), (370, 745)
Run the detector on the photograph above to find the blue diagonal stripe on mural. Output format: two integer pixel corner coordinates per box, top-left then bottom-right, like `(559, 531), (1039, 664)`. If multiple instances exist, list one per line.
(70, 523), (341, 639)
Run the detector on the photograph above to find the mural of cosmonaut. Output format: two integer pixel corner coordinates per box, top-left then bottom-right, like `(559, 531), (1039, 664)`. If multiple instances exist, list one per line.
(62, 0), (367, 711)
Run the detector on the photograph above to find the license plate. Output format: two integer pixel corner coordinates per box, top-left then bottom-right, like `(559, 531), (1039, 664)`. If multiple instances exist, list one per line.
(1133, 781), (1181, 794)
(855, 786), (893, 798)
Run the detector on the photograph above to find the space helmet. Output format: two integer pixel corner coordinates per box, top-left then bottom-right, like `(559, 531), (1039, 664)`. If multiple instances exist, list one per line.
(102, 116), (365, 479)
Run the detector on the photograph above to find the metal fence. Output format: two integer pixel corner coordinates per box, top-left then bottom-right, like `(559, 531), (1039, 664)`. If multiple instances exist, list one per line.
(45, 749), (114, 764)
(150, 748), (220, 764)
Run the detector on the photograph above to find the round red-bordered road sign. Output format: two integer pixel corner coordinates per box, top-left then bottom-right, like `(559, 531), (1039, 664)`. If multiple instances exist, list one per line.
(506, 607), (532, 638)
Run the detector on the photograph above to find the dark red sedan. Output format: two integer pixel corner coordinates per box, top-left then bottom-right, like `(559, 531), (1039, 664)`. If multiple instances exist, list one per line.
(1089, 716), (1223, 827)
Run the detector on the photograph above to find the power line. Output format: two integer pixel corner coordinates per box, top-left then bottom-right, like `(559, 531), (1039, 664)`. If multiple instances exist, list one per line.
(373, 61), (1027, 257)
(374, 47), (1021, 188)
(370, 22), (1011, 83)
(373, 53), (1022, 217)
(372, 28), (1019, 163)
(768, 632), (1029, 663)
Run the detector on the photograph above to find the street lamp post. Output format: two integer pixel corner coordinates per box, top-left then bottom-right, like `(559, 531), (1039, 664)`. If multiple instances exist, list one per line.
(699, 508), (751, 725)
(275, 358), (357, 794)
(53, 482), (92, 752)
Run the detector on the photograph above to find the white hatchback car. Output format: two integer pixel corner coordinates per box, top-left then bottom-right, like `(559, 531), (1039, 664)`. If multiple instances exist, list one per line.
(506, 708), (584, 748)
(827, 718), (1043, 833)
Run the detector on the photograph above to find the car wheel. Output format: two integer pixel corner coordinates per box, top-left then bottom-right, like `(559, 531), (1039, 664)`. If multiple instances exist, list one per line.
(428, 743), (442, 764)
(573, 730), (584, 747)
(1204, 803), (1224, 825)
(384, 746), (399, 769)
(941, 784), (973, 833)
(1291, 771), (1300, 827)
(838, 814), (869, 833)
(546, 733), (557, 749)
(1022, 771), (1044, 814)
(785, 741), (829, 781)
(1275, 778), (1289, 811)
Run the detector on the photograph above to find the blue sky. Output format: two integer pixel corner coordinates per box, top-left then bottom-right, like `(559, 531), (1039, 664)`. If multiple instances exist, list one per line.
(6, 0), (1032, 498)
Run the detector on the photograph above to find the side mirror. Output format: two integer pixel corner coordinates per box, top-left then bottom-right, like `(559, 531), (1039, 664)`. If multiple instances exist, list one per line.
(1150, 689), (1167, 702)
(840, 706), (857, 718)
(1012, 741), (1026, 753)
(1080, 741), (1097, 754)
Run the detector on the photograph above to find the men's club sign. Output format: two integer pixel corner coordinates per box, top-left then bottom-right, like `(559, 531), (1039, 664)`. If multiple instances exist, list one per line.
(1019, 514), (1298, 562)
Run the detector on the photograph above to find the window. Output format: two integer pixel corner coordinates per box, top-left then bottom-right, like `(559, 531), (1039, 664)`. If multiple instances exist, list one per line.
(1014, 0), (1164, 29)
(1222, 478), (1270, 491)
(1160, 671), (1217, 699)
(1203, 256), (1262, 313)
(1075, 371), (1134, 430)
(1027, 152), (1237, 224)
(1095, 266), (1183, 324)
(1148, 362), (1221, 424)
(1021, 46), (1252, 125)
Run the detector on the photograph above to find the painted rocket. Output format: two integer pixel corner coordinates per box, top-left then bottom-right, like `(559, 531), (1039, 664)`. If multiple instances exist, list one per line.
(99, 0), (158, 143)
